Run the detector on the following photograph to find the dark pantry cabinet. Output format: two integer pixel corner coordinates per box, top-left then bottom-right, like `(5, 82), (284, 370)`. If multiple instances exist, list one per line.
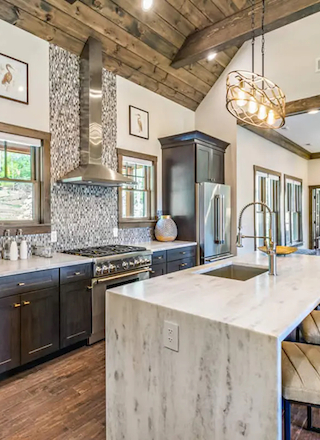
(0, 263), (92, 375)
(159, 131), (229, 242)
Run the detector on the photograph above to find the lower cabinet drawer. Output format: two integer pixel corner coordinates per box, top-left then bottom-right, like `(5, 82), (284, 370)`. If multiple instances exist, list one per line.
(167, 257), (196, 274)
(167, 246), (196, 262)
(150, 263), (167, 278)
(0, 269), (59, 299)
(60, 264), (92, 285)
(152, 251), (167, 265)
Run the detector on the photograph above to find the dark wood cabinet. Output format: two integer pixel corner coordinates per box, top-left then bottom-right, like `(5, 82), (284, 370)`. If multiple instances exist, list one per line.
(60, 280), (92, 348)
(167, 257), (196, 274)
(21, 287), (59, 365)
(0, 295), (21, 373)
(150, 246), (197, 278)
(160, 130), (229, 242)
(151, 263), (166, 278)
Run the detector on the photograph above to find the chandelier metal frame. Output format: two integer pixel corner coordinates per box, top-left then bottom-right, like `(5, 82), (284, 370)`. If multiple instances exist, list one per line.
(226, 0), (286, 129)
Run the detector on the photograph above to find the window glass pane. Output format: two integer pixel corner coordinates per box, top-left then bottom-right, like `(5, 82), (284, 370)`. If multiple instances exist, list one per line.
(0, 142), (4, 178)
(0, 181), (34, 221)
(6, 143), (32, 180)
(122, 190), (147, 218)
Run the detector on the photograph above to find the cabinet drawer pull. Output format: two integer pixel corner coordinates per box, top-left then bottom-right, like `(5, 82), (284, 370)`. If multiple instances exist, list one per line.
(181, 252), (186, 255)
(87, 286), (93, 290)
(151, 271), (156, 274)
(13, 303), (21, 308)
(180, 263), (188, 267)
(22, 301), (31, 306)
(18, 282), (25, 286)
(74, 272), (81, 276)
(157, 256), (163, 260)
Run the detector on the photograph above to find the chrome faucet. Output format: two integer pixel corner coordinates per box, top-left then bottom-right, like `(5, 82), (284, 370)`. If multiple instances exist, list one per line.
(236, 202), (277, 276)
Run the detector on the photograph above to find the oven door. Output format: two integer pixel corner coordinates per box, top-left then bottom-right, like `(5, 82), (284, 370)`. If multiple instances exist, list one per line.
(89, 267), (151, 345)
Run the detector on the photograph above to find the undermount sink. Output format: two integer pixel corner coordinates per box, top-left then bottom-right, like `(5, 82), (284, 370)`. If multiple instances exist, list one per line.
(202, 264), (268, 281)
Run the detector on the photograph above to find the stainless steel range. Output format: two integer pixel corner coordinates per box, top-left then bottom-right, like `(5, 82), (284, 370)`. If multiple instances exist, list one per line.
(64, 245), (152, 344)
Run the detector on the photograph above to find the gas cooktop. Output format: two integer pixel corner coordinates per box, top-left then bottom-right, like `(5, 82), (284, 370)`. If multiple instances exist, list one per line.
(63, 244), (147, 258)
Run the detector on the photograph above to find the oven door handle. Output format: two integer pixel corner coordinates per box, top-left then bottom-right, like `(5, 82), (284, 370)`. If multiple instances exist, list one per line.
(95, 268), (152, 284)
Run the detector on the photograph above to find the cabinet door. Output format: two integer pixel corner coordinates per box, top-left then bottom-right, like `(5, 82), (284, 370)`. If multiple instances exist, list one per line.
(150, 263), (167, 278)
(21, 287), (59, 365)
(60, 280), (92, 348)
(196, 145), (212, 183)
(0, 296), (21, 373)
(210, 149), (224, 184)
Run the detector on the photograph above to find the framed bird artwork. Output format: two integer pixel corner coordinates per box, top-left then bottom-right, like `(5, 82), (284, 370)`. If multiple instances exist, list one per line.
(0, 53), (29, 105)
(129, 105), (149, 139)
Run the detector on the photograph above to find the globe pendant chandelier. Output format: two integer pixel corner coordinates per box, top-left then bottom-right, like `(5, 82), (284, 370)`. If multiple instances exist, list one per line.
(226, 0), (285, 129)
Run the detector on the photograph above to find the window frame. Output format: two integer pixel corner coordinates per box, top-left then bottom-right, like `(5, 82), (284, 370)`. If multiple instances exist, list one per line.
(0, 122), (51, 235)
(253, 165), (281, 250)
(117, 148), (157, 228)
(284, 174), (303, 246)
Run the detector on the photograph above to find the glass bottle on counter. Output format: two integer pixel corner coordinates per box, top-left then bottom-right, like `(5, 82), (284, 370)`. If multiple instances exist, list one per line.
(2, 230), (11, 260)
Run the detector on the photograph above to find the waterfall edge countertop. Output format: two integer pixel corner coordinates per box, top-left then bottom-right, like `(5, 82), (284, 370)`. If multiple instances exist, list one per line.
(0, 253), (92, 278)
(106, 251), (320, 440)
(129, 240), (197, 253)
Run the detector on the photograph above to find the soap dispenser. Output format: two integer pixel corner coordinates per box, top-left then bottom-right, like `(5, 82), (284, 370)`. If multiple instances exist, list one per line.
(2, 230), (11, 260)
(10, 232), (18, 261)
(18, 229), (28, 260)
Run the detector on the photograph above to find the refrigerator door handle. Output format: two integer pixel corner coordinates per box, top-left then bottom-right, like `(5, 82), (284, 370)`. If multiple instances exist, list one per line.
(214, 194), (225, 244)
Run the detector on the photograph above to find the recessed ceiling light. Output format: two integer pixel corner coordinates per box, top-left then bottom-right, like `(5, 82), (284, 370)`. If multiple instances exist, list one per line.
(207, 53), (217, 61)
(142, 0), (153, 10)
(308, 109), (319, 115)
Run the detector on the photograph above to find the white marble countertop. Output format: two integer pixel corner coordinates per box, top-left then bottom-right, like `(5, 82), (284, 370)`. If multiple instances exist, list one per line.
(108, 251), (320, 340)
(133, 240), (197, 253)
(0, 253), (92, 278)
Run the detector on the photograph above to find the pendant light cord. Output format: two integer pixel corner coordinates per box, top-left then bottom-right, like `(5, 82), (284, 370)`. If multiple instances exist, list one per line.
(261, 0), (265, 77)
(251, 0), (255, 73)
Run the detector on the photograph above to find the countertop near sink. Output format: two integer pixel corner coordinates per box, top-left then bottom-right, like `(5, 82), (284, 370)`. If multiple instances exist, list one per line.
(132, 240), (197, 253)
(0, 253), (92, 278)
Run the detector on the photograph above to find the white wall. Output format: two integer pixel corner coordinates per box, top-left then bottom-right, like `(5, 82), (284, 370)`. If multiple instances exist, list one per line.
(237, 127), (309, 254)
(0, 19), (49, 132)
(116, 76), (195, 210)
(308, 159), (320, 186)
(195, 12), (320, 253)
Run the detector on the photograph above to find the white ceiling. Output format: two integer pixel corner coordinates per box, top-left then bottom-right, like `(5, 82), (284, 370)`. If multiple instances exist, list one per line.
(280, 112), (320, 153)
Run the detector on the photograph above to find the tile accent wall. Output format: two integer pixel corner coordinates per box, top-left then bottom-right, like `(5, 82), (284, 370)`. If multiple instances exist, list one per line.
(0, 45), (152, 251)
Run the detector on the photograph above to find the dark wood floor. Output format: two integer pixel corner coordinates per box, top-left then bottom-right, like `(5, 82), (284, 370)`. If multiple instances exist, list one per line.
(0, 341), (319, 439)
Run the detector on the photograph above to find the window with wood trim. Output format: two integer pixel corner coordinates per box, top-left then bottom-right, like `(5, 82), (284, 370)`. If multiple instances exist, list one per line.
(285, 175), (303, 246)
(0, 123), (51, 235)
(254, 166), (281, 249)
(117, 149), (157, 228)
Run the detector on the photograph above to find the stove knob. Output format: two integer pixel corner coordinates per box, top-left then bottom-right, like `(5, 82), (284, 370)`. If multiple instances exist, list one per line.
(96, 266), (102, 276)
(109, 264), (116, 273)
(129, 261), (135, 268)
(145, 258), (151, 265)
(134, 259), (140, 266)
(122, 261), (129, 270)
(102, 265), (109, 274)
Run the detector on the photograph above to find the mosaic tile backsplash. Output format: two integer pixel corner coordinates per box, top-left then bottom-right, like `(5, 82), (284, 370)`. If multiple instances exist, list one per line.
(0, 45), (152, 251)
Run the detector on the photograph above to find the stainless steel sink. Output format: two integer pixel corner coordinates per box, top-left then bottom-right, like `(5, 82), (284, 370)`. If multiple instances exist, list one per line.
(202, 264), (268, 281)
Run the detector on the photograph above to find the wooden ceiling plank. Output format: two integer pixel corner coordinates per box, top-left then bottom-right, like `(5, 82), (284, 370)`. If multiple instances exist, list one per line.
(211, 0), (239, 16)
(62, 0), (211, 94)
(150, 0), (196, 37)
(3, 0), (204, 106)
(185, 63), (218, 85)
(198, 58), (225, 76)
(164, 0), (212, 30)
(187, 0), (225, 22)
(214, 51), (232, 68)
(171, 0), (320, 68)
(110, 0), (186, 48)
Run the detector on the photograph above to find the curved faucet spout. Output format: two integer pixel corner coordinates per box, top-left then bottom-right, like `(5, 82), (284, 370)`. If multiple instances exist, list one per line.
(237, 201), (277, 275)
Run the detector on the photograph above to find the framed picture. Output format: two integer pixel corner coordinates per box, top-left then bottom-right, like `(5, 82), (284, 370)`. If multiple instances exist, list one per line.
(0, 53), (29, 105)
(129, 105), (149, 140)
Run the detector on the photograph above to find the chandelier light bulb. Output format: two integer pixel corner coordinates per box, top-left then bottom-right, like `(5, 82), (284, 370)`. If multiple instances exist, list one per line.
(237, 89), (246, 107)
(248, 97), (258, 114)
(267, 110), (275, 126)
(258, 104), (267, 120)
(142, 0), (153, 10)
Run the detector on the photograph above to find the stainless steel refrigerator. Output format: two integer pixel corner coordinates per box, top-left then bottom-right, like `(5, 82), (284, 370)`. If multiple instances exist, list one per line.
(198, 182), (232, 264)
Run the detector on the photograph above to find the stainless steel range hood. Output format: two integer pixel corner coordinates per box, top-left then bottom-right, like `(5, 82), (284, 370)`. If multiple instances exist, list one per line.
(58, 37), (133, 187)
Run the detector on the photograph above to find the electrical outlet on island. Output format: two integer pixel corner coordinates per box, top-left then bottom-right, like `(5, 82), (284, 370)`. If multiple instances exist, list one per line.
(163, 321), (179, 352)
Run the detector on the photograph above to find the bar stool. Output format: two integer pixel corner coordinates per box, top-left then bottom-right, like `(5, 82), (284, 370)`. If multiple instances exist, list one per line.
(301, 310), (320, 344)
(282, 341), (320, 439)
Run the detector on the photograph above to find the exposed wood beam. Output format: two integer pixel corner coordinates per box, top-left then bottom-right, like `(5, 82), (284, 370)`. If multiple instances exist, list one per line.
(237, 121), (311, 160)
(286, 95), (320, 116)
(171, 0), (320, 68)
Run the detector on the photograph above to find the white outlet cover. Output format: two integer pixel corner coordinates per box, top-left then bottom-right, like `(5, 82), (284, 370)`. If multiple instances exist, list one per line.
(51, 230), (57, 243)
(113, 227), (119, 238)
(163, 321), (179, 352)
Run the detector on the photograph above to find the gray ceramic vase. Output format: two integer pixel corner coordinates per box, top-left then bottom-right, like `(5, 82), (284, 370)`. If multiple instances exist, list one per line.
(155, 215), (178, 242)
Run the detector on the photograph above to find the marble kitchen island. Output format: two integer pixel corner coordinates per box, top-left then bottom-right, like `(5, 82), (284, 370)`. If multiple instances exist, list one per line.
(106, 252), (320, 440)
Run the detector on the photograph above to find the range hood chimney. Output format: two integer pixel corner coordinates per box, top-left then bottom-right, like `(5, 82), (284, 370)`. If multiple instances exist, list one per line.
(59, 37), (133, 187)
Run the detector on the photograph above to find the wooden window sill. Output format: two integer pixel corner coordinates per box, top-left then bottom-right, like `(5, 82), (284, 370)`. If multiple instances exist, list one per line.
(119, 220), (157, 229)
(0, 224), (51, 235)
